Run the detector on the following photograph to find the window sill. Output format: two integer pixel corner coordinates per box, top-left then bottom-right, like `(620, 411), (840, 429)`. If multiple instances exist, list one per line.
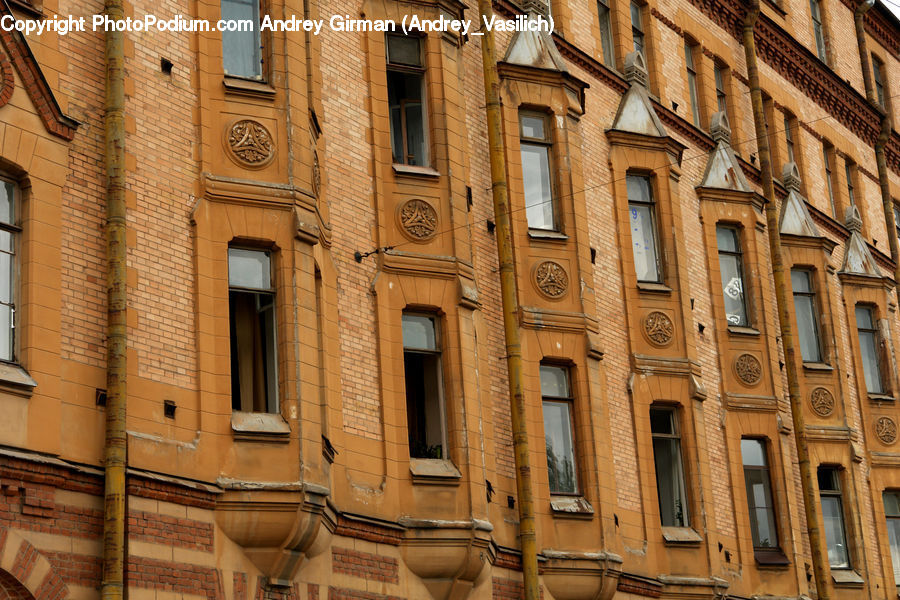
(831, 569), (864, 587)
(409, 458), (461, 485)
(802, 362), (834, 373)
(392, 164), (440, 178)
(0, 362), (37, 398)
(231, 411), (291, 442)
(868, 393), (895, 403)
(754, 547), (790, 567)
(761, 0), (786, 17)
(637, 281), (672, 295)
(528, 229), (568, 242)
(550, 495), (594, 518)
(727, 325), (761, 337)
(223, 76), (276, 100)
(661, 526), (702, 546)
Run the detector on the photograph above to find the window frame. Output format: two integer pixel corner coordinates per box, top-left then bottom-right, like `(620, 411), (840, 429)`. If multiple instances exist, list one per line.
(873, 54), (887, 110)
(540, 364), (579, 496)
(741, 438), (780, 551)
(791, 268), (825, 364)
(810, 0), (827, 63)
(845, 160), (856, 208)
(627, 173), (663, 284)
(401, 311), (448, 460)
(519, 111), (558, 232)
(228, 246), (279, 414)
(0, 178), (17, 365)
(630, 1), (645, 58)
(823, 142), (837, 217)
(597, 0), (615, 69)
(386, 33), (430, 167)
(716, 224), (750, 328)
(784, 112), (796, 165)
(714, 61), (728, 115)
(855, 304), (885, 396)
(684, 40), (701, 128)
(818, 465), (851, 569)
(883, 491), (900, 593)
(221, 0), (265, 80)
(650, 405), (690, 528)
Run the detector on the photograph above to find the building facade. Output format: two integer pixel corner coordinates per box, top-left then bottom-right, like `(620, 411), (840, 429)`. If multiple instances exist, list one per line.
(0, 0), (898, 597)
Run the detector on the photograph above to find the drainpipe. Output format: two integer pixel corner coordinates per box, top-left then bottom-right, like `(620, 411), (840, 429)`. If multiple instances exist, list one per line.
(101, 0), (127, 595)
(475, 3), (539, 599)
(741, 2), (831, 598)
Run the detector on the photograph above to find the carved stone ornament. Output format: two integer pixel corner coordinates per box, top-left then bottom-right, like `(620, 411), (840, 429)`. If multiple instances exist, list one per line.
(398, 199), (438, 241)
(226, 120), (275, 167)
(534, 261), (569, 298)
(643, 311), (674, 346)
(734, 353), (762, 386)
(876, 416), (898, 445)
(809, 387), (835, 417)
(312, 151), (321, 196)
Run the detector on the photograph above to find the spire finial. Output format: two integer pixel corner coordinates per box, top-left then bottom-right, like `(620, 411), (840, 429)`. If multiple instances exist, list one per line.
(624, 51), (648, 89)
(782, 162), (802, 192)
(710, 111), (731, 144)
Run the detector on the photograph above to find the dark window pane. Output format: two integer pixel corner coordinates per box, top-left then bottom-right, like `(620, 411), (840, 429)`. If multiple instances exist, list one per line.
(387, 35), (422, 66)
(821, 496), (850, 567)
(222, 0), (261, 78)
(652, 436), (689, 526)
(598, 2), (614, 68)
(228, 248), (271, 289)
(540, 365), (569, 398)
(521, 143), (554, 230)
(402, 314), (436, 350)
(543, 400), (577, 494)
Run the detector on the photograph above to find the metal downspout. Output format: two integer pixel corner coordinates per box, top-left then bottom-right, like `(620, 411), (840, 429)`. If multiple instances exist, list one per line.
(101, 0), (127, 596)
(741, 2), (831, 598)
(475, 3), (540, 599)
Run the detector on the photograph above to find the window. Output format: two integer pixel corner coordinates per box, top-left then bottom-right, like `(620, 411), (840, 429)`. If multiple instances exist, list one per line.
(520, 113), (556, 231)
(650, 407), (689, 527)
(541, 365), (578, 495)
(845, 160), (856, 207)
(630, 2), (645, 57)
(714, 62), (728, 114)
(784, 113), (796, 164)
(742, 439), (779, 549)
(791, 269), (824, 363)
(894, 204), (900, 250)
(855, 305), (884, 395)
(818, 466), (850, 568)
(810, 0), (827, 62)
(387, 34), (428, 166)
(685, 41), (701, 127)
(627, 175), (661, 283)
(873, 54), (886, 110)
(229, 248), (278, 412)
(883, 491), (900, 593)
(0, 180), (15, 362)
(221, 0), (262, 79)
(823, 142), (836, 217)
(402, 313), (446, 459)
(716, 226), (749, 327)
(597, 0), (615, 68)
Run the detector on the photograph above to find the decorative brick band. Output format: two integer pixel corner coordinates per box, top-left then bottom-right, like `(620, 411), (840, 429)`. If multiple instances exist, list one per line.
(128, 510), (214, 552)
(127, 556), (222, 600)
(332, 547), (399, 584)
(333, 515), (402, 546)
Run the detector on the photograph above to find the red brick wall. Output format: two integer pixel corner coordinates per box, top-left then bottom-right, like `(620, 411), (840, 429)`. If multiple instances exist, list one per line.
(331, 548), (398, 584)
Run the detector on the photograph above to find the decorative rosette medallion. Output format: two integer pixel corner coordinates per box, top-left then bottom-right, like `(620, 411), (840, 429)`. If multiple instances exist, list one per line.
(643, 311), (674, 346)
(734, 353), (762, 386)
(226, 120), (275, 168)
(534, 261), (568, 298)
(809, 387), (834, 417)
(876, 417), (897, 445)
(398, 199), (438, 241)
